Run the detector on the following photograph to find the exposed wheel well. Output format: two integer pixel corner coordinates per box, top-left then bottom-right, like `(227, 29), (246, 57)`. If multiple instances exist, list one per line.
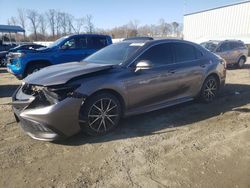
(239, 55), (247, 62)
(85, 89), (126, 116)
(24, 60), (52, 76)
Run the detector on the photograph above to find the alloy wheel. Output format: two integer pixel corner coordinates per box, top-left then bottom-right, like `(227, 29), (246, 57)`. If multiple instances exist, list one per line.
(87, 98), (119, 133)
(203, 78), (218, 102)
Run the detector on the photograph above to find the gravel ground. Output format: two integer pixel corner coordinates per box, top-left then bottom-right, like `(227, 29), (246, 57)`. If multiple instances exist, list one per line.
(0, 62), (250, 188)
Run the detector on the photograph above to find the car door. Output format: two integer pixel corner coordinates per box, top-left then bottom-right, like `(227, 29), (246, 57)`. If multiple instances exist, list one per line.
(125, 42), (183, 110)
(172, 42), (206, 98)
(55, 36), (88, 64)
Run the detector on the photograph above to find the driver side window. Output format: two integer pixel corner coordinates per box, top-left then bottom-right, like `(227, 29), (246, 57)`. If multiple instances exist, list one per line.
(137, 43), (173, 67)
(62, 38), (76, 49)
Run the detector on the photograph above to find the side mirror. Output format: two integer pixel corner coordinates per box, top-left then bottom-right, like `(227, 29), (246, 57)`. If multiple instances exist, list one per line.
(135, 60), (153, 72)
(60, 45), (68, 50)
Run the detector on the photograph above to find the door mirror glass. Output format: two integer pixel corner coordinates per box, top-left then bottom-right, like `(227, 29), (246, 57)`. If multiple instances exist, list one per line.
(135, 60), (153, 72)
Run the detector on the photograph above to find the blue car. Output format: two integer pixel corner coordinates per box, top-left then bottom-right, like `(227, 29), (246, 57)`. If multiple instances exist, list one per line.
(7, 34), (112, 79)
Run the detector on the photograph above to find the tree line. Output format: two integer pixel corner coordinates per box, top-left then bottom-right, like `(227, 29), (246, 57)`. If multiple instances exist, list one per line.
(7, 9), (182, 41)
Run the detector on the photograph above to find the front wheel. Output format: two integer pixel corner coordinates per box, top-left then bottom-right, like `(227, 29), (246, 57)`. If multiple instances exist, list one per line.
(79, 92), (122, 136)
(200, 75), (219, 103)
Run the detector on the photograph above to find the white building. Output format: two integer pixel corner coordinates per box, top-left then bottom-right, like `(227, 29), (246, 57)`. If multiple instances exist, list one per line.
(183, 1), (250, 44)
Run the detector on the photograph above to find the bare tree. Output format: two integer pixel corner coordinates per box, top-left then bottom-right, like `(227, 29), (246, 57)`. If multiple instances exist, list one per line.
(85, 14), (94, 33)
(159, 18), (172, 37)
(27, 9), (40, 41)
(171, 22), (179, 36)
(59, 12), (74, 35)
(71, 17), (85, 34)
(17, 9), (27, 38)
(46, 9), (56, 39)
(39, 15), (47, 40)
(8, 16), (18, 25)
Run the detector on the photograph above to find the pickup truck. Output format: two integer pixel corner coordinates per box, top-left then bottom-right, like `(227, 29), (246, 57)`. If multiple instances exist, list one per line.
(7, 34), (112, 79)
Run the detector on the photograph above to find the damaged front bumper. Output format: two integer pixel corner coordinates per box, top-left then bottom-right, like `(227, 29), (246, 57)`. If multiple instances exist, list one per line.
(12, 83), (85, 141)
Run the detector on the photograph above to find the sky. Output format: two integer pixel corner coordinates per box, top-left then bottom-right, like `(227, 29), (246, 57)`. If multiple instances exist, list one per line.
(0, 0), (247, 29)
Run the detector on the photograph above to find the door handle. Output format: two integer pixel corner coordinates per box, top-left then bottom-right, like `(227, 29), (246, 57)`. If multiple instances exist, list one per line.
(200, 64), (206, 68)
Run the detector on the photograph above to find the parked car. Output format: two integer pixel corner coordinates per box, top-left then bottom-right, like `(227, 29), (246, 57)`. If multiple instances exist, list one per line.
(7, 34), (112, 79)
(201, 40), (248, 68)
(12, 39), (226, 141)
(0, 44), (45, 67)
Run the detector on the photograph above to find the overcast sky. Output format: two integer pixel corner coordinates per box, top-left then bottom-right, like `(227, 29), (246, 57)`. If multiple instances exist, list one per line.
(0, 0), (246, 29)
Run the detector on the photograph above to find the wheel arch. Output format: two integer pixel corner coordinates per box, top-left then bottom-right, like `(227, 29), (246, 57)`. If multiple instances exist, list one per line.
(24, 60), (52, 76)
(205, 72), (221, 88)
(84, 88), (126, 116)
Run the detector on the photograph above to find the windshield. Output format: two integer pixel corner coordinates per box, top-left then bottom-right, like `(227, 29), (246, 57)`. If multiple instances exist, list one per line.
(84, 42), (143, 65)
(200, 41), (219, 52)
(48, 36), (69, 48)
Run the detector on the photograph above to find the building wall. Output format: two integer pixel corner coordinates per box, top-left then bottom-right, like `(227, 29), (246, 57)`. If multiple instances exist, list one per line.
(183, 2), (250, 44)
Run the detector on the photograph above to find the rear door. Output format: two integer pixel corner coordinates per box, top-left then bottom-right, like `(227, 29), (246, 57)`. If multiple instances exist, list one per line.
(172, 42), (206, 97)
(85, 36), (109, 58)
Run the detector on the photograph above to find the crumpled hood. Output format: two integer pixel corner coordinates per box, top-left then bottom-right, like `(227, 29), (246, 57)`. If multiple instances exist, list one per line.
(24, 62), (113, 86)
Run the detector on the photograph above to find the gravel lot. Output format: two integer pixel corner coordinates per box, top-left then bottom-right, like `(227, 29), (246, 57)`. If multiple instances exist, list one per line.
(0, 62), (250, 188)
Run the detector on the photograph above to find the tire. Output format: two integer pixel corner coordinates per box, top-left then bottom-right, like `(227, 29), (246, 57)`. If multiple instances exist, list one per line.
(79, 92), (122, 136)
(200, 75), (219, 103)
(25, 63), (48, 76)
(237, 57), (246, 69)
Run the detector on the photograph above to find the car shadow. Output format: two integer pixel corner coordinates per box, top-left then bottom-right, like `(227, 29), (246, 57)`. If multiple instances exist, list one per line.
(55, 83), (250, 146)
(0, 85), (19, 98)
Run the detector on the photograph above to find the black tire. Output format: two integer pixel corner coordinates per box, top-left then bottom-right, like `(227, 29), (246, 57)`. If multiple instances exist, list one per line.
(237, 57), (246, 69)
(25, 63), (48, 77)
(79, 92), (122, 136)
(200, 75), (219, 103)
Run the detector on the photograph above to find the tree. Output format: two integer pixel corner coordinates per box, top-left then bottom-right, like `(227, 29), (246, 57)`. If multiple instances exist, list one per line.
(27, 9), (40, 41)
(85, 14), (94, 33)
(171, 22), (179, 36)
(159, 18), (172, 37)
(72, 17), (85, 34)
(46, 9), (56, 39)
(17, 9), (27, 38)
(8, 16), (18, 25)
(39, 15), (47, 40)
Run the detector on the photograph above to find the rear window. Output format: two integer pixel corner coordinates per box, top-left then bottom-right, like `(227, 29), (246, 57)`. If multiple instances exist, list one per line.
(174, 43), (196, 62)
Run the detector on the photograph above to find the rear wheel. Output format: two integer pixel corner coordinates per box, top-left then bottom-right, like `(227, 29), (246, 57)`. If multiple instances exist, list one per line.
(200, 75), (219, 103)
(237, 57), (246, 69)
(79, 92), (122, 136)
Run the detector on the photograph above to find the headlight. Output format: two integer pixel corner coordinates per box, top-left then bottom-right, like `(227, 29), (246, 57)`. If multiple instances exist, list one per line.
(43, 84), (81, 103)
(11, 52), (26, 59)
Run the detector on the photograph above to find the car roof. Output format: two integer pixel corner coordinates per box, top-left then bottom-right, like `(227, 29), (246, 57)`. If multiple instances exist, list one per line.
(68, 34), (111, 38)
(123, 36), (154, 41)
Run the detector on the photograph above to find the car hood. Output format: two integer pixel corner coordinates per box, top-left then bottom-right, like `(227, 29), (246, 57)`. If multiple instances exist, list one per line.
(24, 62), (113, 86)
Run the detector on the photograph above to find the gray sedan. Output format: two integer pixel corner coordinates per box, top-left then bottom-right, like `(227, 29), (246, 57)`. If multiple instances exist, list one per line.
(12, 39), (226, 141)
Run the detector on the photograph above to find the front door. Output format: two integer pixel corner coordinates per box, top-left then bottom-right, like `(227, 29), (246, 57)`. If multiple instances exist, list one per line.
(125, 43), (181, 110)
